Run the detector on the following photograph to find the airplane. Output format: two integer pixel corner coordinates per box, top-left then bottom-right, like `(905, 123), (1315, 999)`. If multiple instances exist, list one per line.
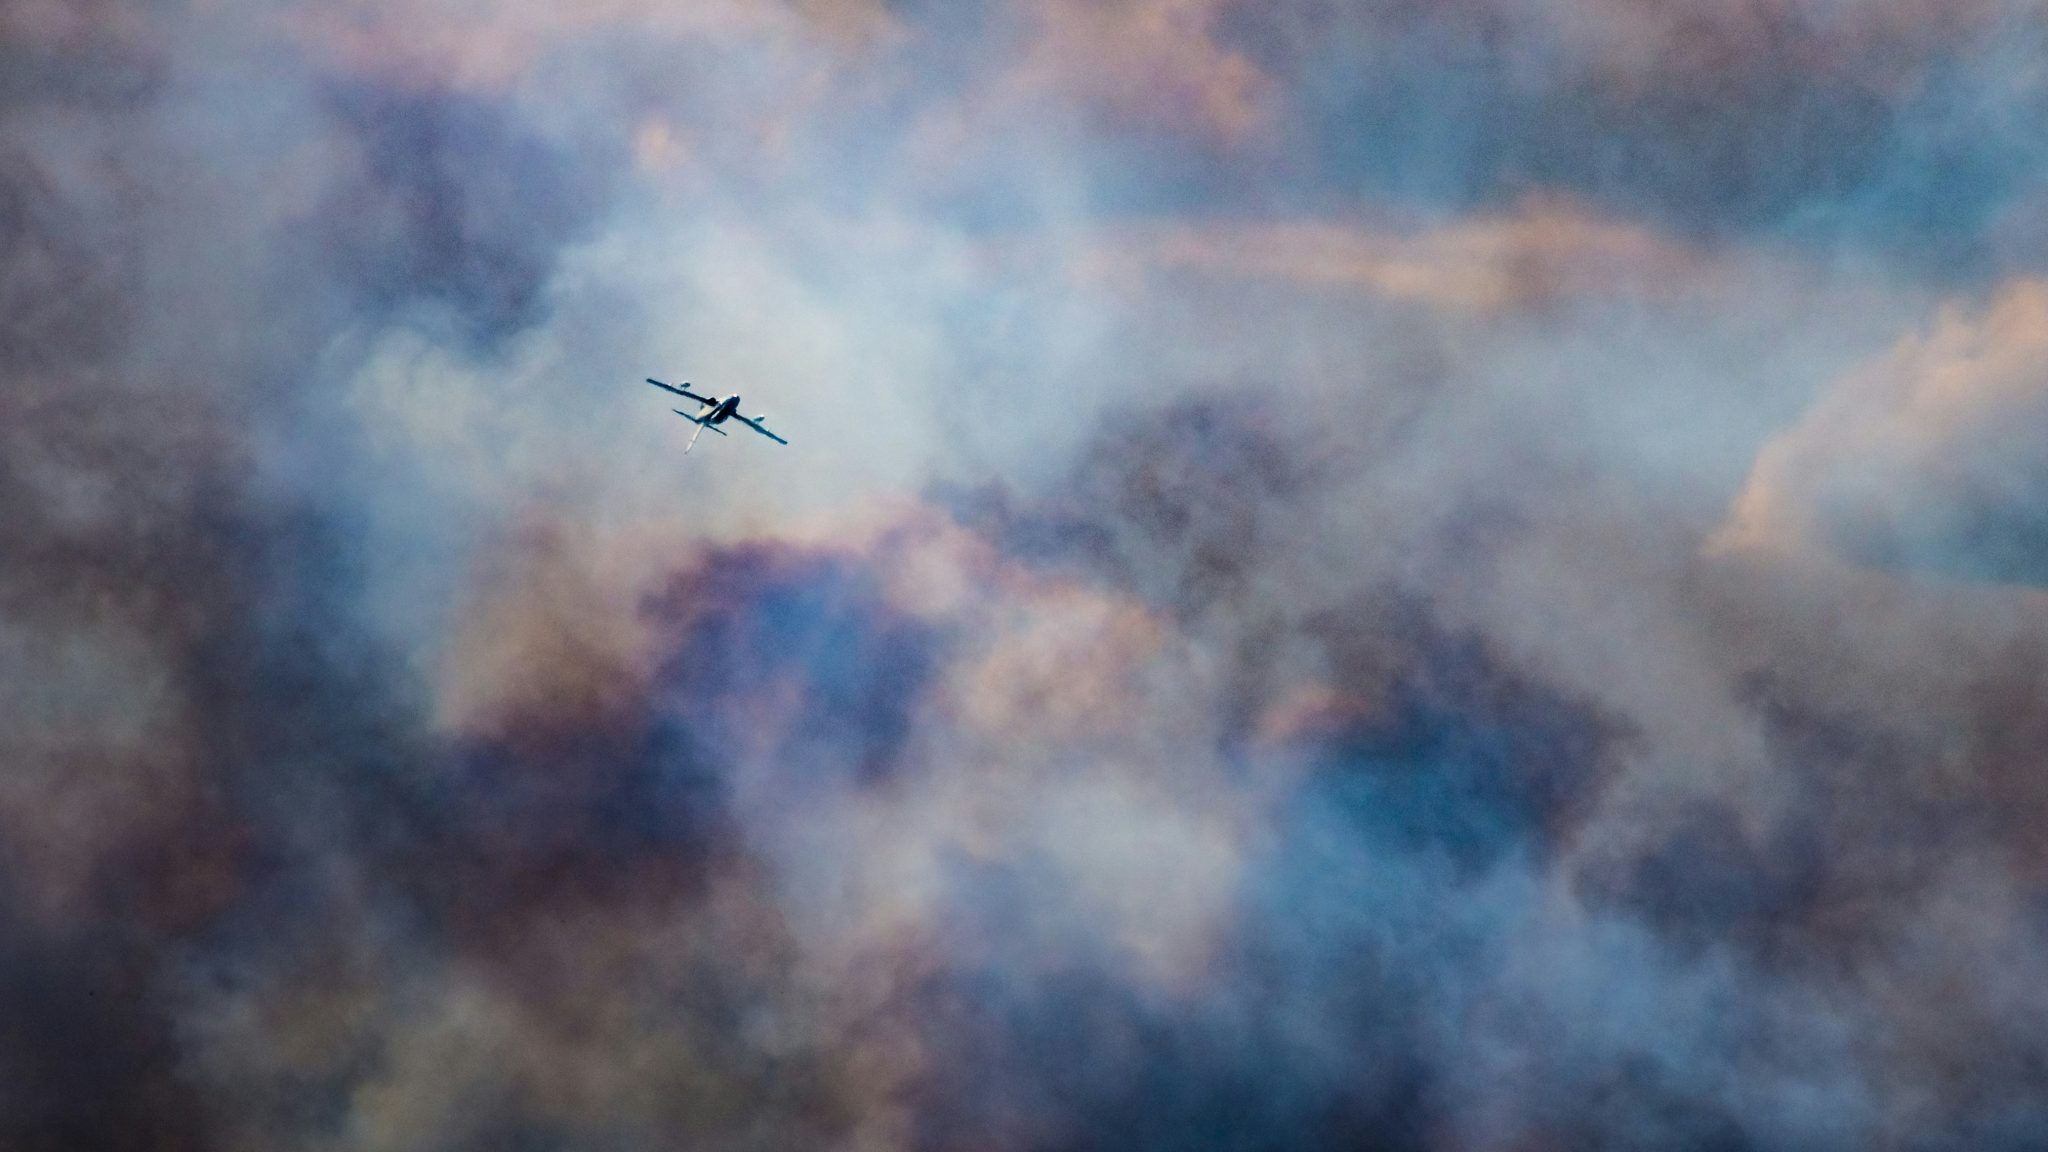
(645, 378), (788, 453)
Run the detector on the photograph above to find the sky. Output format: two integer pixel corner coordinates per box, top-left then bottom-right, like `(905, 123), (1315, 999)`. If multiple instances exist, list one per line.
(8, 1), (2048, 1149)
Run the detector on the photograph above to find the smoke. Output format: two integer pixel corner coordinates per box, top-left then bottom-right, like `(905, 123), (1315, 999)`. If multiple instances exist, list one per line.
(10, 0), (2048, 1149)
(1718, 279), (2048, 583)
(1217, 0), (2048, 269)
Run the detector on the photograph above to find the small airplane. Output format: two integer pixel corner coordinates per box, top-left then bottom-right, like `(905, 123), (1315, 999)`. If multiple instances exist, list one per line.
(645, 378), (788, 453)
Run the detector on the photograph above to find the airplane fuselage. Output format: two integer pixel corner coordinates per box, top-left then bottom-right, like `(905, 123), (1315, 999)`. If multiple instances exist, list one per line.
(644, 378), (783, 449)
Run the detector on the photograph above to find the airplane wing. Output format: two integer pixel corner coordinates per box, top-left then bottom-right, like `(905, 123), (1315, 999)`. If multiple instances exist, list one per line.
(673, 410), (728, 434)
(734, 415), (788, 445)
(647, 378), (716, 406)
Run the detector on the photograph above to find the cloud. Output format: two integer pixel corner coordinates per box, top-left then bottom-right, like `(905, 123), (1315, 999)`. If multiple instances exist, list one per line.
(1073, 199), (1742, 313)
(1717, 278), (2048, 583)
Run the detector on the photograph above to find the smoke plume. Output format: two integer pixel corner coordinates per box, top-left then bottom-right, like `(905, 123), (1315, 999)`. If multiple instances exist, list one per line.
(8, 1), (2048, 1149)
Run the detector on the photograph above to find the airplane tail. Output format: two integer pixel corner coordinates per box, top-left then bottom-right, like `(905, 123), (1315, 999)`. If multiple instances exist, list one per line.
(674, 409), (729, 453)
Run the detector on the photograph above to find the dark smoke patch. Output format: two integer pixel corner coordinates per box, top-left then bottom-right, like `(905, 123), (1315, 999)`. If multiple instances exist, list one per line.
(941, 395), (1327, 619)
(312, 84), (606, 350)
(1578, 801), (1828, 961)
(0, 161), (134, 376)
(401, 699), (732, 954)
(1706, 646), (2048, 958)
(1290, 597), (1622, 870)
(646, 541), (948, 791)
(0, 453), (413, 1152)
(0, 0), (164, 109)
(160, 521), (865, 1152)
(1214, 0), (2048, 273)
(911, 939), (1435, 1152)
(0, 909), (211, 1152)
